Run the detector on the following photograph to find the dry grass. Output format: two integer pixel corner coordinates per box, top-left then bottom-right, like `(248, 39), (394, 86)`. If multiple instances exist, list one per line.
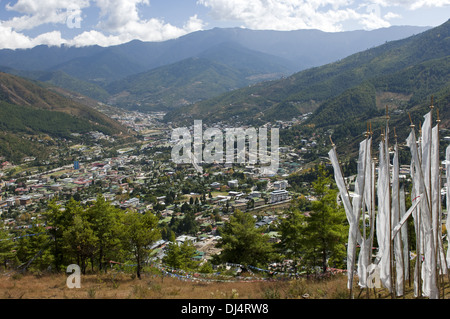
(0, 271), (347, 300)
(1, 271), (449, 299)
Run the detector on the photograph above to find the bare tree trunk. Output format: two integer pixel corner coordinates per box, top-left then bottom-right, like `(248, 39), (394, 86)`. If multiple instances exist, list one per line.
(136, 252), (141, 280)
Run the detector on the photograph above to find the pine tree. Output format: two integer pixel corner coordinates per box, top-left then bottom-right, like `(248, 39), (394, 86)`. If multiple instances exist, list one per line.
(0, 228), (17, 270)
(214, 209), (276, 267)
(63, 214), (98, 274)
(43, 198), (76, 272)
(121, 211), (160, 279)
(15, 225), (53, 273)
(85, 194), (124, 272)
(163, 240), (199, 271)
(277, 208), (307, 272)
(302, 166), (348, 273)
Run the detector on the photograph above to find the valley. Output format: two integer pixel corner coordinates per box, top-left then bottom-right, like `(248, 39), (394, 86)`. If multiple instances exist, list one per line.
(0, 18), (448, 301)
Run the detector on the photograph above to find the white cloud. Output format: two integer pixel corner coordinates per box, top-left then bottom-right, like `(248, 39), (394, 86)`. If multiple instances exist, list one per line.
(0, 0), (447, 49)
(0, 25), (65, 49)
(0, 25), (34, 49)
(4, 0), (90, 31)
(68, 15), (205, 46)
(91, 0), (205, 43)
(369, 0), (450, 9)
(95, 0), (149, 32)
(32, 31), (66, 47)
(384, 12), (401, 20)
(197, 0), (392, 31)
(409, 0), (450, 10)
(0, 0), (205, 49)
(184, 15), (206, 33)
(198, 0), (449, 31)
(68, 30), (122, 47)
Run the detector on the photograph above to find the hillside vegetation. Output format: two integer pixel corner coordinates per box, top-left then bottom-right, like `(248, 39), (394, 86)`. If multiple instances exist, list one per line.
(105, 43), (291, 111)
(0, 72), (129, 162)
(0, 26), (428, 111)
(164, 19), (450, 138)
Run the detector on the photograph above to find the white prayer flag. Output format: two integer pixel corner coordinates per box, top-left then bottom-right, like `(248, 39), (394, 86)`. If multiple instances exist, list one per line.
(446, 145), (450, 267)
(392, 142), (404, 296)
(329, 146), (356, 289)
(419, 112), (438, 299)
(329, 143), (368, 290)
(407, 128), (424, 297)
(377, 138), (392, 292)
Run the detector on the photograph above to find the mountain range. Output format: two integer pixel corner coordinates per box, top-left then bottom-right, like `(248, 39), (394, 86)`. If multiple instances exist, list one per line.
(0, 22), (447, 163)
(0, 25), (430, 112)
(164, 19), (450, 148)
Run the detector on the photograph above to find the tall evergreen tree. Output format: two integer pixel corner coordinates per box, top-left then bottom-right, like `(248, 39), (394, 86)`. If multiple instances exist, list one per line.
(277, 208), (307, 272)
(177, 211), (198, 235)
(16, 225), (53, 273)
(163, 240), (199, 271)
(63, 214), (98, 274)
(43, 198), (76, 272)
(0, 228), (17, 270)
(86, 194), (124, 272)
(121, 211), (160, 279)
(214, 210), (276, 267)
(302, 166), (348, 273)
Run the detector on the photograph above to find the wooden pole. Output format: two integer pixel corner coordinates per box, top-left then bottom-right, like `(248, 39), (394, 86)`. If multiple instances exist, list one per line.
(364, 125), (370, 299)
(429, 99), (441, 299)
(395, 128), (406, 297)
(418, 120), (423, 298)
(408, 117), (423, 298)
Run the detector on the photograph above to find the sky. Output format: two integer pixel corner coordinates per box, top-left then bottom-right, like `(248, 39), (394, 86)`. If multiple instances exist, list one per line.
(0, 0), (448, 49)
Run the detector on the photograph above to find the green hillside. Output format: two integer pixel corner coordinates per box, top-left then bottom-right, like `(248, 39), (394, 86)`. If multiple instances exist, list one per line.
(35, 70), (110, 102)
(106, 43), (291, 111)
(307, 82), (378, 127)
(0, 101), (110, 137)
(0, 131), (50, 164)
(49, 50), (144, 86)
(106, 57), (251, 111)
(0, 67), (110, 102)
(0, 72), (129, 163)
(0, 72), (125, 133)
(306, 55), (450, 143)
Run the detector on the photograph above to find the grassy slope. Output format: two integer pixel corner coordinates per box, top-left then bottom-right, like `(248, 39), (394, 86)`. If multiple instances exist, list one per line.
(1, 271), (448, 299)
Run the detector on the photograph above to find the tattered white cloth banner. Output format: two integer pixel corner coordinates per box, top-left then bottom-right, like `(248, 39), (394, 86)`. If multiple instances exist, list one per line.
(446, 145), (450, 267)
(391, 194), (422, 240)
